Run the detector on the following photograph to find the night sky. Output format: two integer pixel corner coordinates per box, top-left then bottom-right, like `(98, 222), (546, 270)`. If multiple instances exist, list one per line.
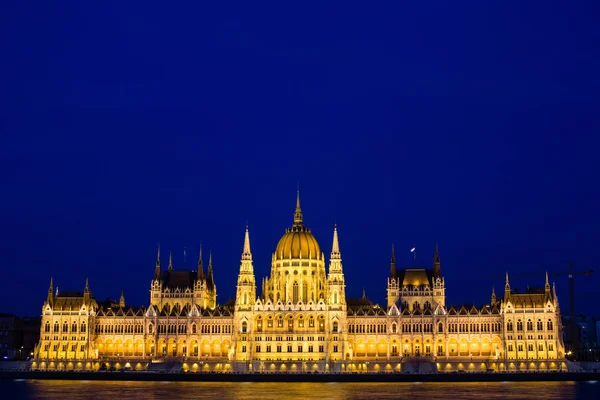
(1, 2), (599, 317)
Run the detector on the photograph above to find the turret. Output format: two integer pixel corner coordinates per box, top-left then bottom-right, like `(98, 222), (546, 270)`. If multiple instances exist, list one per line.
(545, 271), (551, 299)
(327, 224), (346, 307)
(235, 225), (256, 308)
(119, 289), (125, 308)
(168, 251), (173, 272)
(491, 286), (496, 305)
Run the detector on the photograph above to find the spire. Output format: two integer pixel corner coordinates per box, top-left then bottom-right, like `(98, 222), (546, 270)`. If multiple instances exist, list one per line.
(390, 243), (396, 278)
(168, 251), (173, 271)
(293, 187), (303, 225)
(545, 271), (550, 288)
(491, 286), (496, 304)
(242, 225), (252, 260)
(331, 224), (340, 259)
(47, 277), (54, 305)
(84, 277), (89, 292)
(154, 244), (161, 280)
(362, 287), (366, 299)
(197, 245), (204, 280)
(504, 272), (511, 300)
(433, 242), (441, 278)
(119, 289), (125, 308)
(207, 251), (214, 288)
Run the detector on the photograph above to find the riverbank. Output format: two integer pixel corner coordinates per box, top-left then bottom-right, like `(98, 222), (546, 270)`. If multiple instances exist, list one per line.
(1, 370), (599, 382)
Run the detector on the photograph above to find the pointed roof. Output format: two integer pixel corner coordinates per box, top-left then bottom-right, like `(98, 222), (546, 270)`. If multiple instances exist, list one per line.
(242, 225), (252, 260)
(331, 224), (340, 259)
(197, 245), (204, 279)
(390, 243), (396, 278)
(168, 251), (173, 271)
(207, 251), (215, 288)
(119, 289), (125, 308)
(433, 242), (441, 277)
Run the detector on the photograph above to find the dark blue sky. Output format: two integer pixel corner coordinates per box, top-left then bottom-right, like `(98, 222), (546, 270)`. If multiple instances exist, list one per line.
(1, 2), (599, 317)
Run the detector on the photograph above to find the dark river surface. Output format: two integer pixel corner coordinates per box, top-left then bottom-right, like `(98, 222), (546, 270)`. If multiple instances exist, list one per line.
(1, 380), (599, 399)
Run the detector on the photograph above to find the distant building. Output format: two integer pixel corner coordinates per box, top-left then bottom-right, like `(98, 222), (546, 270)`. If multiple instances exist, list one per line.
(562, 314), (599, 361)
(0, 314), (40, 360)
(33, 192), (567, 372)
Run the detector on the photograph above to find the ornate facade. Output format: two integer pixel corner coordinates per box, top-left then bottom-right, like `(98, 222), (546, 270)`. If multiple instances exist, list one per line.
(33, 192), (567, 373)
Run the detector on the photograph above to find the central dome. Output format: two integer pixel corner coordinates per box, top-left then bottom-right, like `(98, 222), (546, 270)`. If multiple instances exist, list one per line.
(273, 190), (322, 260)
(275, 225), (321, 260)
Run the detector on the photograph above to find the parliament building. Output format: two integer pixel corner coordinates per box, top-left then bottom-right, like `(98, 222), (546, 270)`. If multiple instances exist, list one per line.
(33, 192), (567, 373)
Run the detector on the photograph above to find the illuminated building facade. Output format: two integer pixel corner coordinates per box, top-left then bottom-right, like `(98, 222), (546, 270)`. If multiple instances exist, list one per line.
(33, 192), (567, 372)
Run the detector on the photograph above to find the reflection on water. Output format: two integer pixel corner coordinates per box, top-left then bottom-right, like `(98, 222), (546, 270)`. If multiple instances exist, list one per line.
(2, 380), (600, 400)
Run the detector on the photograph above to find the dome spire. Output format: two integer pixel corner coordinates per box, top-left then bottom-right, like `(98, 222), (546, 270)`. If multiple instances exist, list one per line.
(294, 186), (303, 225)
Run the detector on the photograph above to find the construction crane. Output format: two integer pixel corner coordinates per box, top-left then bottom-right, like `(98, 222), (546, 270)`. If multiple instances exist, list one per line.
(490, 263), (594, 356)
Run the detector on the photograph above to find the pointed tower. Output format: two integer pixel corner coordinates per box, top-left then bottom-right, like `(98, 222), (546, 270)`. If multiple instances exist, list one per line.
(168, 251), (173, 272)
(150, 245), (163, 307)
(46, 277), (54, 308)
(154, 244), (161, 280)
(197, 245), (205, 280)
(235, 225), (257, 309)
(491, 286), (496, 305)
(327, 224), (346, 307)
(545, 271), (551, 299)
(390, 243), (396, 278)
(504, 272), (511, 301)
(83, 277), (90, 304)
(387, 243), (400, 308)
(207, 251), (215, 289)
(119, 289), (125, 308)
(433, 242), (441, 278)
(200, 250), (216, 309)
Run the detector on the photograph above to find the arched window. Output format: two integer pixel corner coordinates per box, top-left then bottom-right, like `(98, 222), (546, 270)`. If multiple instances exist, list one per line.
(537, 319), (543, 330)
(333, 291), (338, 304)
(72, 323), (77, 333)
(424, 301), (431, 310)
(507, 320), (513, 331)
(148, 323), (153, 334)
(391, 323), (397, 333)
(63, 322), (68, 333)
(44, 321), (50, 333)
(81, 322), (86, 333)
(517, 320), (523, 331)
(438, 322), (443, 333)
(413, 301), (420, 310)
(192, 323), (197, 334)
(332, 321), (339, 333)
(293, 282), (299, 303)
(527, 319), (533, 331)
(547, 319), (553, 331)
(241, 321), (248, 333)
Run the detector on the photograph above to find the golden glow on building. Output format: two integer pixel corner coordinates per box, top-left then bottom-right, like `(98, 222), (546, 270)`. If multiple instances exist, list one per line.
(33, 192), (566, 372)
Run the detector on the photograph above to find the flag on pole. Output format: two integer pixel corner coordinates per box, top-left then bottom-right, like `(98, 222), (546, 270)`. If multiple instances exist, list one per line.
(410, 245), (416, 261)
(410, 246), (416, 253)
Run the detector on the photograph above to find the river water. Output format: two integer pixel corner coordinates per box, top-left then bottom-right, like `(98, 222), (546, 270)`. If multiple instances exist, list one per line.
(2, 380), (599, 399)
